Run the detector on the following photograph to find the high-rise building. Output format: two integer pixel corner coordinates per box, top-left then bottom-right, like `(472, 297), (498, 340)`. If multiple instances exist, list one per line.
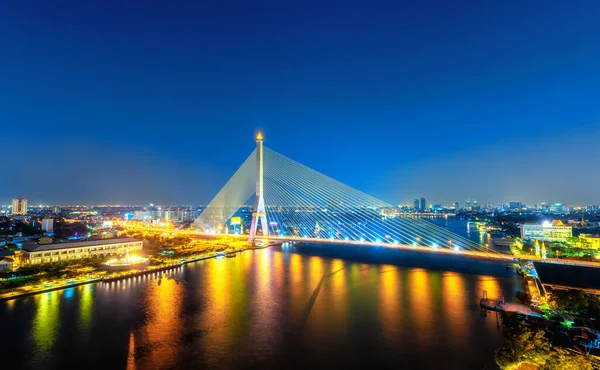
(11, 198), (28, 215)
(413, 199), (420, 211)
(420, 198), (426, 212)
(549, 203), (567, 214)
(454, 202), (460, 212)
(509, 201), (524, 209)
(42, 218), (54, 233)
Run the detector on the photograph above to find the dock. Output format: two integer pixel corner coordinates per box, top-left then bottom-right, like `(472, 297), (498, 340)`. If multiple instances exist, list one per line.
(479, 297), (539, 315)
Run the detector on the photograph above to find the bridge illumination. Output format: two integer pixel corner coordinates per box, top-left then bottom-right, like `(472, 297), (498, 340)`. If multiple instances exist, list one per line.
(193, 133), (503, 257)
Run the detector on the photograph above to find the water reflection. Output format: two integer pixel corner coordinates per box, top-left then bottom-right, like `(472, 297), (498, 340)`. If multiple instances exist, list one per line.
(126, 332), (136, 370)
(442, 272), (468, 344)
(477, 275), (502, 299)
(5, 298), (15, 312)
(379, 265), (401, 339)
(410, 268), (434, 342)
(78, 284), (93, 330)
(134, 276), (184, 368)
(325, 259), (348, 332)
(3, 247), (521, 370)
(31, 291), (60, 358)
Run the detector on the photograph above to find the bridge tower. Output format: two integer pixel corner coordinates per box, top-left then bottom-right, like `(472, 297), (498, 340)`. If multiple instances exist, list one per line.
(249, 132), (268, 242)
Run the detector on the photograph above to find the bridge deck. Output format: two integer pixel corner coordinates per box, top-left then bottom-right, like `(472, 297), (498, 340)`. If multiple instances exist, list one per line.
(264, 235), (515, 262)
(121, 225), (600, 269)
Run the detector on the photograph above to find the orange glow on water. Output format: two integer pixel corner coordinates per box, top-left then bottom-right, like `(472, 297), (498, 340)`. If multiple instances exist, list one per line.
(410, 268), (434, 341)
(379, 265), (401, 335)
(126, 332), (136, 370)
(327, 259), (348, 328)
(379, 265), (401, 339)
(477, 275), (502, 299)
(308, 256), (323, 289)
(442, 272), (467, 344)
(135, 276), (183, 368)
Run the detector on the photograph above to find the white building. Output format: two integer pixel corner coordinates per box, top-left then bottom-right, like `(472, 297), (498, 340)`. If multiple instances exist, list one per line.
(0, 257), (13, 270)
(21, 237), (143, 265)
(11, 198), (28, 215)
(520, 221), (572, 242)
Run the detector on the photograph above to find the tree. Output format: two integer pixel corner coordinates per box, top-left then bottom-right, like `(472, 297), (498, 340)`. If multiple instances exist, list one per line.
(515, 291), (531, 305)
(496, 316), (552, 370)
(540, 348), (593, 370)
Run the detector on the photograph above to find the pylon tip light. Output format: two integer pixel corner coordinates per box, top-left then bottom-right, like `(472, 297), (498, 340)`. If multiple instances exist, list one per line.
(256, 132), (263, 141)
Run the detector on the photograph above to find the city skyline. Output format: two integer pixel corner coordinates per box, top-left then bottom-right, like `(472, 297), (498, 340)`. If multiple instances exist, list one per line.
(1, 2), (599, 205)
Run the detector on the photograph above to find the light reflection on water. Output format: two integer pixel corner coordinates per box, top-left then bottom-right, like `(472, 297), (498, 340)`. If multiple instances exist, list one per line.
(1, 246), (522, 370)
(31, 291), (60, 359)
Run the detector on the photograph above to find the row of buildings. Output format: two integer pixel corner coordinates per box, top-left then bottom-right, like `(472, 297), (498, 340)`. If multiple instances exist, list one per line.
(520, 220), (600, 247)
(132, 209), (201, 223)
(520, 221), (573, 242)
(0, 237), (143, 269)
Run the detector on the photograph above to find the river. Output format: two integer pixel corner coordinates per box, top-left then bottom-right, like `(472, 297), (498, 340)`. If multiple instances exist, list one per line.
(0, 243), (522, 370)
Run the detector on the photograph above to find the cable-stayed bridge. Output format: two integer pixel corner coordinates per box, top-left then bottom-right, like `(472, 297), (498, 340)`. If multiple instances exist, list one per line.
(193, 133), (512, 262)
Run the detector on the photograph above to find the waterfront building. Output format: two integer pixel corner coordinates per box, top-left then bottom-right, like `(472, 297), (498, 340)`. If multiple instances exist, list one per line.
(0, 257), (13, 270)
(579, 234), (600, 249)
(413, 199), (419, 211)
(20, 237), (143, 265)
(11, 198), (28, 215)
(420, 198), (426, 212)
(454, 202), (460, 212)
(520, 221), (573, 242)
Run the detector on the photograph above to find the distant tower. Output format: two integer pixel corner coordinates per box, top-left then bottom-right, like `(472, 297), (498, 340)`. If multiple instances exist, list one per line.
(420, 197), (426, 212)
(249, 132), (269, 242)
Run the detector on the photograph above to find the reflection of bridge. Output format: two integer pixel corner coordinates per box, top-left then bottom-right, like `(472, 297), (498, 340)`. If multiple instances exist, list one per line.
(191, 133), (505, 261)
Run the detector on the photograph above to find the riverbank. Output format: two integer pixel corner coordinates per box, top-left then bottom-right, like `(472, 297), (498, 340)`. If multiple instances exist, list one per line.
(0, 245), (267, 302)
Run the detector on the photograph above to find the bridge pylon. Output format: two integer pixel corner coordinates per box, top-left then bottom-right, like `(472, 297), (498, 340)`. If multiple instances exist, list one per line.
(249, 132), (268, 242)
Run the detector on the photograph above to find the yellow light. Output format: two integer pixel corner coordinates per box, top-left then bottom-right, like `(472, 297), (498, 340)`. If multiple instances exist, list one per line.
(256, 132), (263, 141)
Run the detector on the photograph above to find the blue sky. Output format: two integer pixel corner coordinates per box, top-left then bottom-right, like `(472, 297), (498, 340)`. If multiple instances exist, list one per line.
(1, 1), (599, 205)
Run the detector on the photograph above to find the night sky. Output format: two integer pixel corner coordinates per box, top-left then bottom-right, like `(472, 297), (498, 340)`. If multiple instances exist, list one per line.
(1, 1), (599, 206)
